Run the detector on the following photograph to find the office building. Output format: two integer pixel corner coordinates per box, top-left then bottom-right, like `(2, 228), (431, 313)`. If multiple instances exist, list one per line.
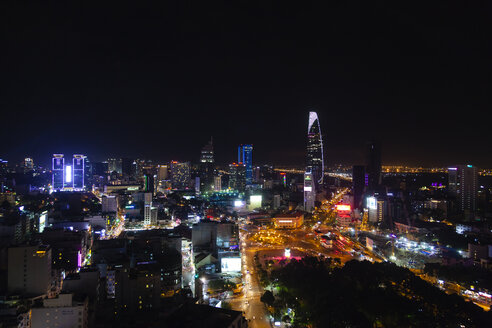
(200, 138), (214, 164)
(171, 161), (191, 190)
(157, 164), (168, 181)
(238, 144), (253, 186)
(108, 158), (122, 174)
(199, 138), (215, 191)
(214, 176), (222, 192)
(228, 163), (246, 191)
(304, 172), (315, 212)
(306, 112), (324, 190)
(121, 158), (135, 179)
(102, 195), (118, 213)
(352, 165), (366, 210)
(52, 154), (65, 190)
(8, 244), (52, 296)
(448, 165), (478, 217)
(72, 154), (86, 190)
(143, 173), (155, 195)
(143, 192), (153, 225)
(366, 140), (382, 191)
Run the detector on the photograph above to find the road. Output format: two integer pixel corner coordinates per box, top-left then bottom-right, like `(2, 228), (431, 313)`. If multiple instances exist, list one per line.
(227, 228), (271, 327)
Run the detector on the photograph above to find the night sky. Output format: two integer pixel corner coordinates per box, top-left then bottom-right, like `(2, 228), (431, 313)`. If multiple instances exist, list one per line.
(1, 1), (491, 167)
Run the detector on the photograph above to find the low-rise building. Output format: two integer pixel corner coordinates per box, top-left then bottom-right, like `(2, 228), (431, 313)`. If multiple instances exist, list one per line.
(273, 212), (304, 229)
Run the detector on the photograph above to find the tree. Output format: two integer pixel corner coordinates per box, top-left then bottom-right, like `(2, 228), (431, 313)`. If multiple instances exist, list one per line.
(260, 290), (275, 306)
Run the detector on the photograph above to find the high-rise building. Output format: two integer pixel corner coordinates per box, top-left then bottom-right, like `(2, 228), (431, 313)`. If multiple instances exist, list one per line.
(200, 138), (214, 164)
(228, 163), (246, 191)
(121, 158), (134, 179)
(108, 158), (122, 174)
(200, 138), (215, 191)
(52, 154), (65, 190)
(171, 161), (191, 190)
(214, 176), (222, 192)
(143, 173), (155, 195)
(366, 140), (382, 191)
(157, 165), (168, 181)
(238, 144), (253, 186)
(72, 154), (86, 190)
(102, 195), (118, 213)
(448, 165), (477, 217)
(306, 112), (324, 189)
(143, 192), (153, 225)
(8, 244), (52, 296)
(304, 172), (315, 212)
(352, 165), (366, 210)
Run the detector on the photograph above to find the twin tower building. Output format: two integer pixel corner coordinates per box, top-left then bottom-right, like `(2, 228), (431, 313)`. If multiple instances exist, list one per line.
(304, 112), (324, 212)
(52, 154), (86, 191)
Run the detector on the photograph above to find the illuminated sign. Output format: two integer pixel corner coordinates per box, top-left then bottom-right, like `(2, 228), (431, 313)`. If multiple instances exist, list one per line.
(278, 220), (294, 223)
(448, 167), (457, 171)
(249, 195), (262, 209)
(367, 197), (377, 210)
(234, 200), (245, 207)
(336, 204), (351, 212)
(304, 186), (312, 192)
(39, 213), (47, 233)
(221, 257), (241, 272)
(65, 165), (72, 183)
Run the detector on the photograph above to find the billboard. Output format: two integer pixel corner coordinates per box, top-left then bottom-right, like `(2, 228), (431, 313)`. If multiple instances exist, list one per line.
(39, 212), (47, 233)
(336, 204), (351, 212)
(221, 257), (241, 272)
(367, 197), (377, 210)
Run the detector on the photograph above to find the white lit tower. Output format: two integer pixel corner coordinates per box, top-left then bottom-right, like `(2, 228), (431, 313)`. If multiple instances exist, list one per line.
(304, 112), (324, 212)
(306, 112), (324, 189)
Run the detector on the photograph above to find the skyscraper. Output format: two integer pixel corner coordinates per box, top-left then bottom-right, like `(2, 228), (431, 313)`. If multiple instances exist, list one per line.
(448, 165), (477, 218)
(200, 138), (215, 191)
(170, 161), (191, 190)
(352, 165), (366, 210)
(228, 163), (246, 191)
(72, 154), (86, 190)
(366, 140), (382, 191)
(200, 138), (214, 164)
(108, 158), (122, 174)
(238, 144), (253, 186)
(306, 112), (324, 188)
(52, 154), (65, 190)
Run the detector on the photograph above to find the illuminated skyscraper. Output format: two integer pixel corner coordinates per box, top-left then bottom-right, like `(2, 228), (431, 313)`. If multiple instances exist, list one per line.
(200, 138), (214, 164)
(306, 112), (324, 188)
(72, 155), (86, 190)
(448, 165), (477, 218)
(229, 163), (246, 191)
(52, 154), (65, 190)
(200, 138), (215, 191)
(238, 145), (253, 186)
(171, 161), (191, 190)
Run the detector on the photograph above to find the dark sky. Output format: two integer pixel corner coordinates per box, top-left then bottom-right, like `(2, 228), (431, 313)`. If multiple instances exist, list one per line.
(1, 1), (491, 167)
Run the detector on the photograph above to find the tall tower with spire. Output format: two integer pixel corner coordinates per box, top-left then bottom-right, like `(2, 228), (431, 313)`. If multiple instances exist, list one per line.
(304, 112), (324, 212)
